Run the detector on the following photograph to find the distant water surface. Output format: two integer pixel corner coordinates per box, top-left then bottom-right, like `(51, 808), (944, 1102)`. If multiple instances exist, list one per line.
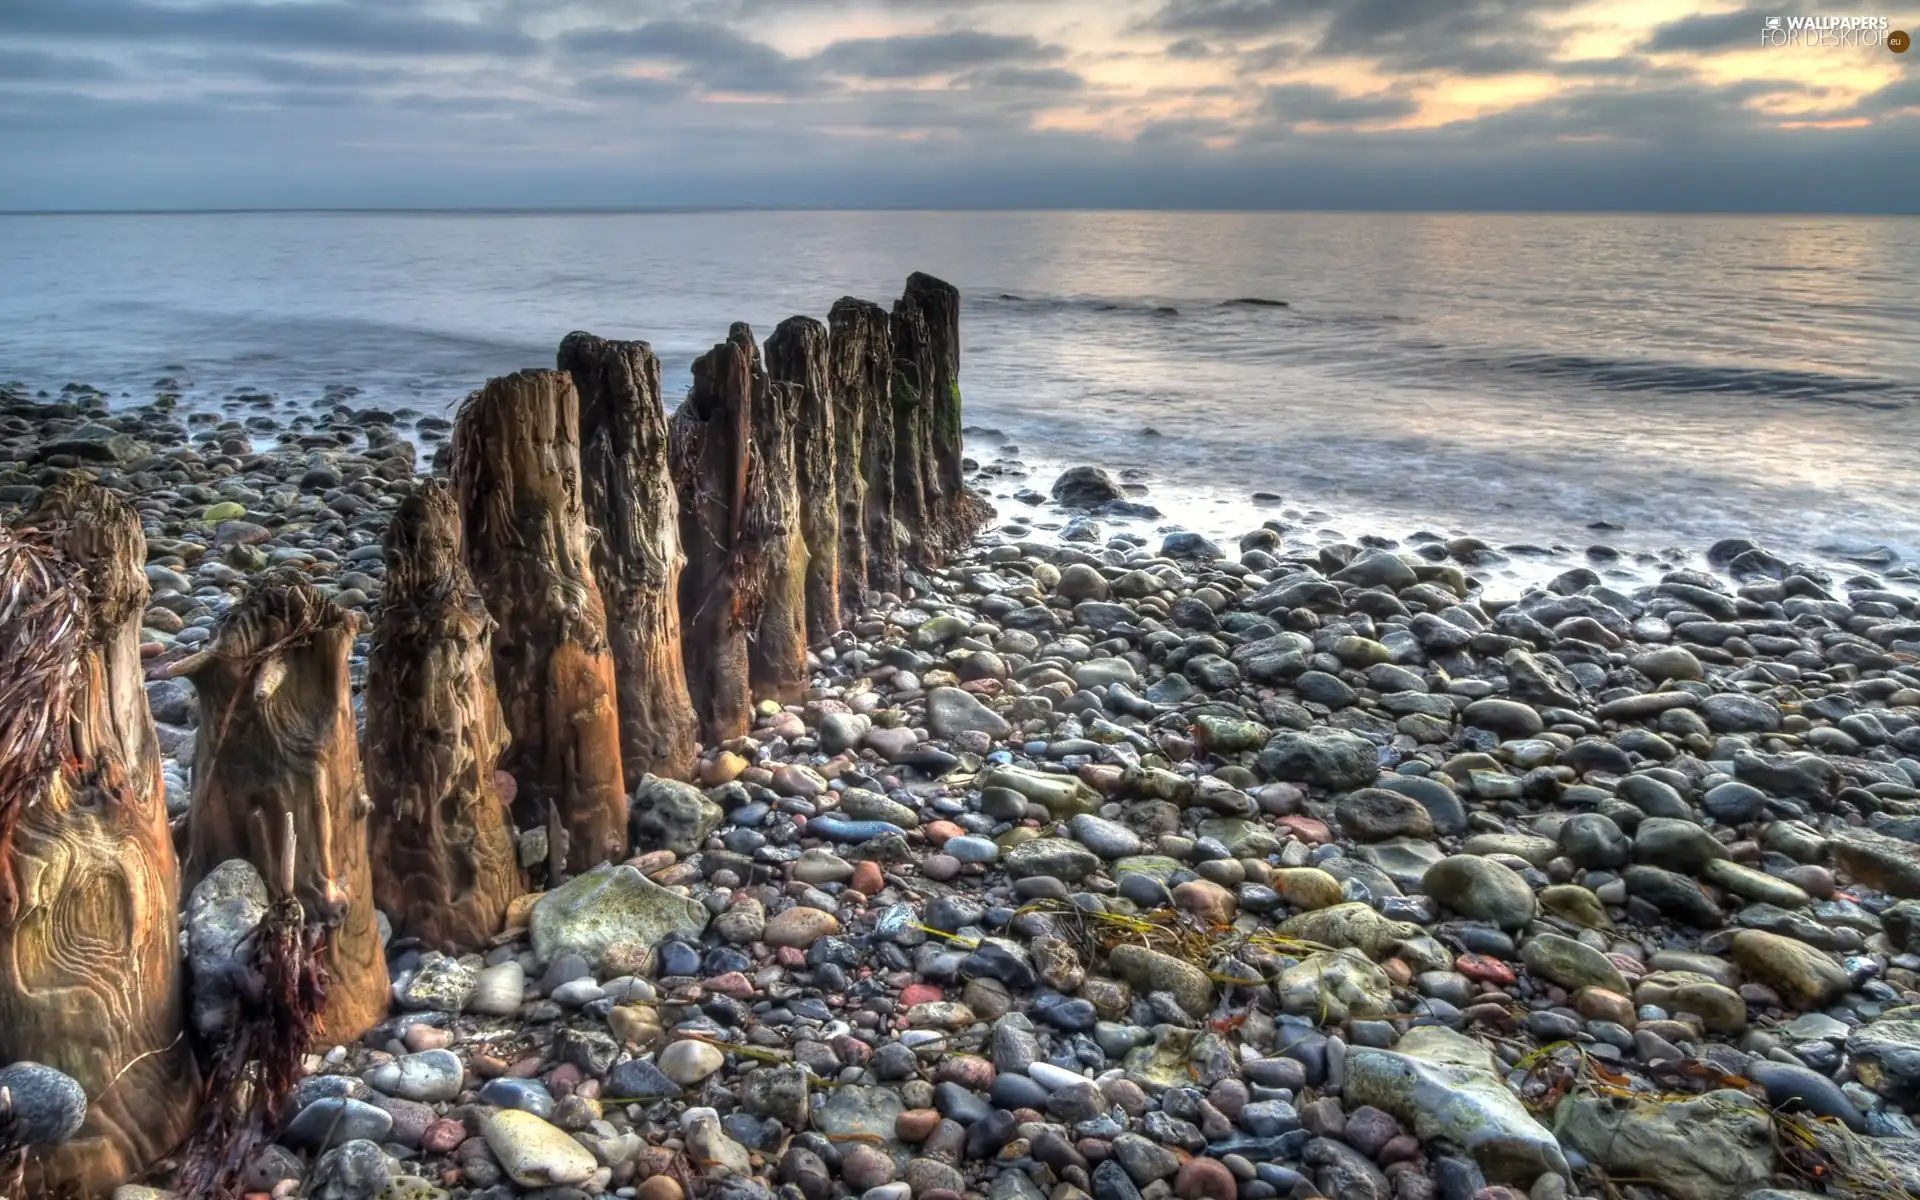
(2, 210), (1916, 578)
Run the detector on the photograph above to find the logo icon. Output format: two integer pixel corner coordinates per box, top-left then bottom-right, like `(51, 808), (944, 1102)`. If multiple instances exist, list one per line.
(1765, 16), (1782, 29)
(1892, 28), (1911, 51)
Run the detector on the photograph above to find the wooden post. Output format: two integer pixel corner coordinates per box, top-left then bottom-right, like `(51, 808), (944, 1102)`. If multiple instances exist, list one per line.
(749, 367), (810, 706)
(891, 272), (991, 565)
(0, 475), (199, 1197)
(560, 332), (699, 786)
(364, 480), (525, 954)
(887, 298), (935, 573)
(765, 316), (841, 647)
(670, 327), (776, 745)
(452, 369), (628, 874)
(828, 297), (896, 601)
(183, 572), (389, 1045)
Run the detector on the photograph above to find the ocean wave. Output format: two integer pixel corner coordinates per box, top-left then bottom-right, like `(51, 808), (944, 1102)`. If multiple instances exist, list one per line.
(1415, 350), (1917, 411)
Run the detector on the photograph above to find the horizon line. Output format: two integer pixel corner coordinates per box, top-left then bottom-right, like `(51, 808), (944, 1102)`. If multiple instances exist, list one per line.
(2, 204), (1918, 218)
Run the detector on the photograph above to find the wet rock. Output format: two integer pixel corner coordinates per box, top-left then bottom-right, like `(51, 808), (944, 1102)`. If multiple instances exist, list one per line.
(1257, 728), (1379, 791)
(1555, 1090), (1772, 1200)
(1729, 930), (1849, 1009)
(1421, 856), (1536, 930)
(529, 862), (711, 969)
(0, 1063), (86, 1147)
(631, 778), (724, 856)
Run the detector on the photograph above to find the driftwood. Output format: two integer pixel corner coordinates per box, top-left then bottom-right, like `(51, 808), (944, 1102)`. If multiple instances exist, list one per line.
(890, 272), (990, 566)
(765, 316), (840, 647)
(452, 370), (628, 874)
(0, 476), (199, 1197)
(183, 573), (389, 1045)
(670, 327), (779, 744)
(827, 297), (896, 601)
(560, 332), (698, 784)
(364, 480), (524, 954)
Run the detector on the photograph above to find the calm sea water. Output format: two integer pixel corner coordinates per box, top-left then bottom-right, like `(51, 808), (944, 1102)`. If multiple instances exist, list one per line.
(3, 210), (1917, 577)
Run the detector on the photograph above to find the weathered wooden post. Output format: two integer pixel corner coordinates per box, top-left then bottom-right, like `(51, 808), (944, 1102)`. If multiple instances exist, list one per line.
(0, 476), (199, 1197)
(560, 332), (699, 785)
(184, 572), (389, 1045)
(765, 316), (841, 647)
(749, 369), (810, 705)
(891, 272), (991, 564)
(828, 297), (896, 600)
(364, 480), (524, 954)
(452, 369), (628, 874)
(670, 327), (776, 744)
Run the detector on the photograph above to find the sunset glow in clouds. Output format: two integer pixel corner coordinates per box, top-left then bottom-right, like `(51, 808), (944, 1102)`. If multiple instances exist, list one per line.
(0, 0), (1915, 209)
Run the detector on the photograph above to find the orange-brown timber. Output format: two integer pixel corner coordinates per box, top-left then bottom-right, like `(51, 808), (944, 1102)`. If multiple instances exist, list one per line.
(452, 369), (628, 874)
(364, 480), (524, 953)
(0, 475), (200, 1197)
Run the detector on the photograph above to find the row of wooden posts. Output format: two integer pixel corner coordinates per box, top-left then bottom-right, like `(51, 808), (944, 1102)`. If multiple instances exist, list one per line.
(0, 273), (989, 1196)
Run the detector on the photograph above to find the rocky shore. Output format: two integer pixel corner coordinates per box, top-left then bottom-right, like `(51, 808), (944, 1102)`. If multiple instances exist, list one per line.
(5, 377), (1920, 1200)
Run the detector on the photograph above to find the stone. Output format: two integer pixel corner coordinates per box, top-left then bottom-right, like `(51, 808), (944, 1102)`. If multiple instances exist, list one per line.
(1070, 814), (1144, 859)
(927, 687), (1011, 739)
(1420, 856), (1536, 930)
(1108, 945), (1213, 1016)
(1005, 838), (1102, 882)
(811, 1085), (905, 1142)
(396, 954), (477, 1013)
(185, 857), (270, 1037)
(1521, 934), (1629, 995)
(483, 1109), (598, 1187)
(1847, 1013), (1920, 1104)
(1633, 972), (1746, 1034)
(631, 778), (725, 857)
(1276, 950), (1395, 1022)
(1831, 828), (1920, 898)
(364, 1049), (463, 1103)
(1555, 1090), (1773, 1200)
(1271, 867), (1346, 911)
(1257, 729), (1379, 791)
(283, 1098), (394, 1151)
(1462, 700), (1543, 740)
(1280, 903), (1420, 961)
(659, 1040), (727, 1084)
(1345, 1029), (1567, 1184)
(1337, 789), (1434, 842)
(687, 1113), (752, 1177)
(0, 1063), (86, 1148)
(1052, 466), (1126, 508)
(1730, 930), (1849, 1009)
(765, 907), (840, 948)
(469, 960), (525, 1015)
(529, 863), (710, 969)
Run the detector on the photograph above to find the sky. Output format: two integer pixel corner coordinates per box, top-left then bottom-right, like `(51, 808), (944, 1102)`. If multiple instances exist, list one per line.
(1, 0), (1916, 211)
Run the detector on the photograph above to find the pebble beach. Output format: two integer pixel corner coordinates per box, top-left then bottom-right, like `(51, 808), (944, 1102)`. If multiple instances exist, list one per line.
(6, 371), (1920, 1200)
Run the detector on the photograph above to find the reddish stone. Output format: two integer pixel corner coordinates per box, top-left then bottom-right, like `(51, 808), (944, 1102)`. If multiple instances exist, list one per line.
(493, 770), (517, 805)
(421, 1119), (467, 1154)
(1078, 764), (1125, 795)
(900, 983), (944, 1008)
(1456, 953), (1516, 986)
(774, 946), (808, 968)
(922, 821), (964, 846)
(850, 861), (885, 895)
(706, 971), (755, 997)
(1278, 815), (1332, 844)
(1379, 1135), (1421, 1166)
(1461, 1002), (1515, 1030)
(547, 1063), (583, 1096)
(507, 1054), (544, 1078)
(895, 1108), (941, 1140)
(1175, 1156), (1237, 1200)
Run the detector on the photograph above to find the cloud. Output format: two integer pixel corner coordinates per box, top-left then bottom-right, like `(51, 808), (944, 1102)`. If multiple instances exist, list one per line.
(556, 18), (822, 94)
(963, 65), (1086, 91)
(0, 47), (122, 81)
(1640, 6), (1776, 53)
(1263, 82), (1416, 124)
(1166, 37), (1213, 59)
(0, 0), (541, 57)
(812, 31), (1061, 79)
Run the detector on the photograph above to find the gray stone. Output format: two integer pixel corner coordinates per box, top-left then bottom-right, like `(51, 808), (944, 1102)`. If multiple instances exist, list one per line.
(185, 857), (269, 1038)
(1421, 855), (1536, 930)
(630, 777), (724, 857)
(1343, 1026), (1566, 1183)
(1521, 933), (1630, 994)
(926, 687), (1011, 739)
(0, 1063), (86, 1147)
(1005, 838), (1101, 882)
(528, 862), (710, 970)
(1258, 729), (1379, 791)
(1556, 1090), (1773, 1200)
(1275, 950), (1395, 1022)
(1070, 814), (1143, 859)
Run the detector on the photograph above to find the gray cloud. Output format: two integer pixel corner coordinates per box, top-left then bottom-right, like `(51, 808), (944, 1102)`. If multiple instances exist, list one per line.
(813, 31), (1061, 79)
(963, 65), (1086, 91)
(0, 47), (122, 81)
(1641, 6), (1780, 52)
(556, 18), (822, 94)
(1166, 37), (1213, 58)
(0, 0), (540, 57)
(1264, 82), (1415, 124)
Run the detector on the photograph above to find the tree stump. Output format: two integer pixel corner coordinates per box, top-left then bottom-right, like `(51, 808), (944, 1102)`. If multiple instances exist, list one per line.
(0, 476), (199, 1197)
(184, 573), (388, 1045)
(893, 272), (991, 563)
(670, 327), (780, 744)
(452, 369), (628, 874)
(765, 316), (840, 647)
(828, 297), (896, 601)
(364, 480), (524, 955)
(560, 332), (698, 786)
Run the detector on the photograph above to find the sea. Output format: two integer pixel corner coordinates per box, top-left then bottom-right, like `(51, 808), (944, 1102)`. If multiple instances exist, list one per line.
(3, 209), (1917, 585)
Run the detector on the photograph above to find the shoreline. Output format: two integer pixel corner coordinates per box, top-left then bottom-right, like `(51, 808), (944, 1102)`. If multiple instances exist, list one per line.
(6, 374), (1920, 1200)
